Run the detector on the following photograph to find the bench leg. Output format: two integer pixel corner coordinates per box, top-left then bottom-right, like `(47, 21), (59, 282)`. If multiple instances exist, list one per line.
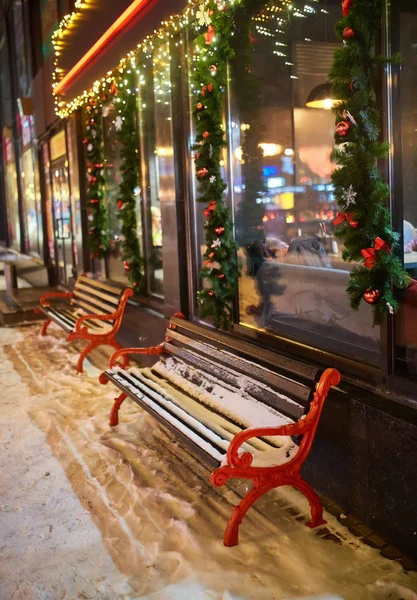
(286, 475), (326, 529)
(224, 480), (276, 547)
(40, 319), (52, 336)
(76, 342), (95, 374)
(109, 392), (127, 426)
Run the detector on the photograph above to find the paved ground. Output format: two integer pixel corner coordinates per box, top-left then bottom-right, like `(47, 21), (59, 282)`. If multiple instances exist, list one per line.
(0, 324), (416, 600)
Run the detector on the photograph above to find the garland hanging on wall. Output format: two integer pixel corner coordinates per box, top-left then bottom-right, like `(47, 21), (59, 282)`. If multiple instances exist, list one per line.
(192, 0), (242, 329)
(112, 66), (144, 291)
(330, 0), (410, 324)
(83, 100), (109, 260)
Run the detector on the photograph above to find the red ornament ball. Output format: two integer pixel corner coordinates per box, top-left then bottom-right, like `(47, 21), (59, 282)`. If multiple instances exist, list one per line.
(124, 261), (130, 272)
(336, 121), (350, 137)
(218, 273), (225, 280)
(202, 131), (210, 139)
(117, 200), (124, 210)
(363, 288), (380, 305)
(90, 199), (99, 204)
(343, 27), (355, 39)
(215, 226), (225, 236)
(208, 290), (215, 297)
(197, 103), (204, 111)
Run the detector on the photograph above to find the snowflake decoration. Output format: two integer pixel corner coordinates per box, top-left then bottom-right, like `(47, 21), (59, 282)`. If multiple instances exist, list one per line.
(88, 214), (94, 222)
(342, 185), (357, 208)
(211, 239), (222, 248)
(87, 143), (93, 152)
(196, 8), (211, 27)
(209, 175), (216, 183)
(114, 116), (123, 131)
(387, 302), (394, 315)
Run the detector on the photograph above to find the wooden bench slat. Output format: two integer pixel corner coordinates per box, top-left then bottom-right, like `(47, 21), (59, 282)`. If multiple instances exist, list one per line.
(110, 370), (225, 465)
(163, 342), (305, 420)
(75, 281), (121, 306)
(166, 330), (311, 409)
(45, 308), (75, 331)
(78, 275), (123, 297)
(73, 290), (116, 314)
(74, 298), (109, 317)
(170, 317), (320, 382)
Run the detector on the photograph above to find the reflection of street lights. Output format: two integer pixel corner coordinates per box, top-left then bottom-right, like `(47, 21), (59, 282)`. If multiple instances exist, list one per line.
(306, 82), (341, 110)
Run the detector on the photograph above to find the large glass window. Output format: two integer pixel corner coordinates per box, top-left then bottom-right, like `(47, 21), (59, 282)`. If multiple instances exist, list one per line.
(66, 115), (83, 272)
(230, 0), (379, 364)
(21, 116), (42, 256)
(2, 132), (20, 250)
(137, 44), (176, 298)
(393, 2), (417, 379)
(102, 101), (124, 282)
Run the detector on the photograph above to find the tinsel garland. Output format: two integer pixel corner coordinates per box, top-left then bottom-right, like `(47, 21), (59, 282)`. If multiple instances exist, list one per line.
(112, 68), (144, 291)
(192, 0), (241, 329)
(330, 0), (410, 324)
(83, 101), (109, 260)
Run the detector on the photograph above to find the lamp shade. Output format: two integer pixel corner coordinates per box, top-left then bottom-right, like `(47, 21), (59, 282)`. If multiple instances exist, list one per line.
(306, 82), (340, 110)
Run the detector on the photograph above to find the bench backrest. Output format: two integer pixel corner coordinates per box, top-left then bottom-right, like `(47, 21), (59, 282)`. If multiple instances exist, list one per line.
(163, 316), (321, 421)
(72, 275), (125, 316)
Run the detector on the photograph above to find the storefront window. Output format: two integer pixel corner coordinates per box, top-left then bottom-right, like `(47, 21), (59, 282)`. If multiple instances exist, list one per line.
(66, 116), (83, 272)
(394, 2), (417, 379)
(137, 45), (174, 297)
(21, 116), (42, 256)
(102, 101), (124, 282)
(42, 143), (55, 263)
(230, 0), (379, 364)
(2, 132), (20, 250)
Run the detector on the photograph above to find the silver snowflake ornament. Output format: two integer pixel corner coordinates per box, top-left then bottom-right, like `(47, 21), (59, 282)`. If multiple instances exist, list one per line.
(114, 116), (123, 131)
(88, 214), (94, 222)
(209, 175), (216, 183)
(387, 302), (394, 315)
(211, 239), (221, 248)
(87, 143), (93, 152)
(342, 185), (357, 208)
(196, 8), (211, 27)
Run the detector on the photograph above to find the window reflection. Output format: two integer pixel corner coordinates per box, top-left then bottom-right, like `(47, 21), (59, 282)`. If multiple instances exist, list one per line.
(395, 6), (417, 378)
(102, 101), (125, 282)
(231, 0), (379, 363)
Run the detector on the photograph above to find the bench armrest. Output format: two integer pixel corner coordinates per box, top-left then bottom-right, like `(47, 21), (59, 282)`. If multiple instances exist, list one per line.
(225, 368), (341, 468)
(40, 291), (73, 307)
(108, 345), (164, 369)
(72, 288), (134, 334)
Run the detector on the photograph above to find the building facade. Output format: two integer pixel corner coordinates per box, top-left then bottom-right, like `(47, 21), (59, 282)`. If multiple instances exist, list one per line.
(0, 0), (416, 559)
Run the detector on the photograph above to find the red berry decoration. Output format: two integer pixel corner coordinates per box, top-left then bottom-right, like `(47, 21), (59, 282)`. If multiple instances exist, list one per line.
(336, 121), (350, 137)
(83, 138), (89, 145)
(215, 227), (225, 236)
(90, 199), (99, 204)
(197, 103), (204, 111)
(343, 27), (355, 39)
(124, 261), (130, 272)
(202, 131), (210, 139)
(342, 0), (352, 17)
(218, 273), (225, 280)
(117, 200), (124, 210)
(208, 290), (215, 297)
(363, 288), (381, 305)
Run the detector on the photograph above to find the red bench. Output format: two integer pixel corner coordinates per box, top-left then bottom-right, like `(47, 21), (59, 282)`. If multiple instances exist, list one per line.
(99, 315), (341, 546)
(35, 274), (132, 373)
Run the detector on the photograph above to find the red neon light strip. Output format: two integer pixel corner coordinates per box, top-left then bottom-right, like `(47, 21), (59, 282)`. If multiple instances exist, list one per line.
(54, 0), (152, 96)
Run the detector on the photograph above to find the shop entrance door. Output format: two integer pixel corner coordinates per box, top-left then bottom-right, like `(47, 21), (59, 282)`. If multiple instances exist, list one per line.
(51, 157), (75, 285)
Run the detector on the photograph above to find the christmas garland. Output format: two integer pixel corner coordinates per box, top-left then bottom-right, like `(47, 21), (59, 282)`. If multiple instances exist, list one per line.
(83, 101), (109, 260)
(330, 0), (410, 324)
(192, 0), (241, 329)
(113, 67), (144, 291)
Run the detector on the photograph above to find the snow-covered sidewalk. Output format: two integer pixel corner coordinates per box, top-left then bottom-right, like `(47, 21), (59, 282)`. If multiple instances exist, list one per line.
(0, 324), (416, 600)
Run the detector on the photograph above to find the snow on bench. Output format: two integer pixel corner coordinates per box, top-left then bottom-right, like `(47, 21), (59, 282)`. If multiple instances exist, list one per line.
(99, 314), (340, 546)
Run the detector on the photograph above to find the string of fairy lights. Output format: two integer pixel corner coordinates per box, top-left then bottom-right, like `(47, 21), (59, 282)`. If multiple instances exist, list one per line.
(51, 0), (318, 117)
